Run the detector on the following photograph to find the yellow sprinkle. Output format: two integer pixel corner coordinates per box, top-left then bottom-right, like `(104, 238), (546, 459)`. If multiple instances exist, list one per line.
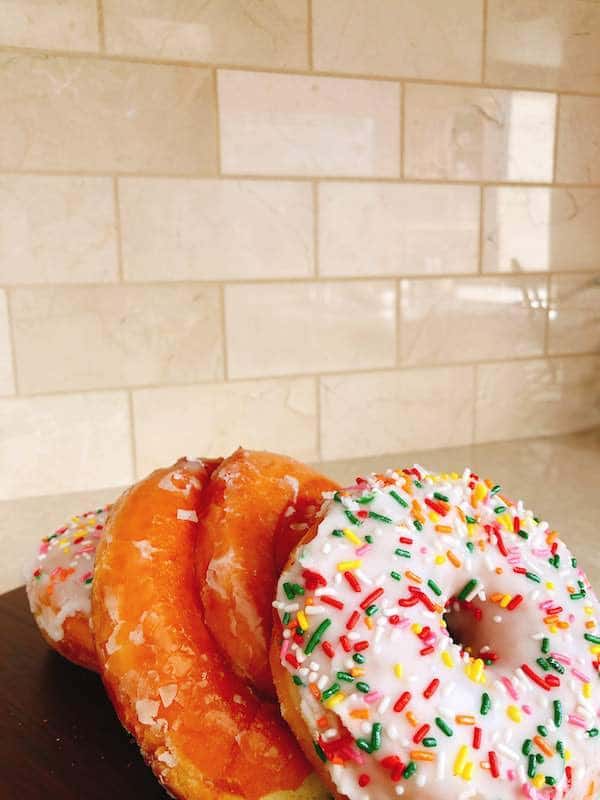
(549, 624), (558, 634)
(507, 705), (521, 723)
(473, 483), (488, 504)
(565, 750), (571, 761)
(467, 523), (476, 537)
(468, 658), (485, 683)
(545, 582), (555, 590)
(343, 528), (362, 546)
(499, 594), (512, 608)
(296, 611), (309, 631)
(337, 560), (362, 571)
(351, 668), (365, 677)
(583, 683), (592, 699)
(411, 623), (423, 635)
(450, 472), (459, 479)
(453, 745), (469, 776)
(434, 555), (446, 565)
(324, 692), (345, 709)
(394, 663), (404, 678)
(584, 606), (594, 616)
(462, 762), (474, 781)
(428, 511), (440, 523)
(533, 775), (545, 790)
(498, 514), (513, 531)
(590, 645), (600, 655)
(442, 651), (454, 668)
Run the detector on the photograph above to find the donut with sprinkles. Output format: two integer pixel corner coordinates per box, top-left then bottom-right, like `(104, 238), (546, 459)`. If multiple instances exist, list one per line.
(271, 466), (600, 800)
(26, 505), (111, 671)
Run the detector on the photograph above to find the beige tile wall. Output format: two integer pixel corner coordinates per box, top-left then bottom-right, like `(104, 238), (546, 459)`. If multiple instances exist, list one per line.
(1, 0), (600, 574)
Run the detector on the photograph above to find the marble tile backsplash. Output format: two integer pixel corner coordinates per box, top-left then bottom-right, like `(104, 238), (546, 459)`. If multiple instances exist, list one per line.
(0, 0), (599, 538)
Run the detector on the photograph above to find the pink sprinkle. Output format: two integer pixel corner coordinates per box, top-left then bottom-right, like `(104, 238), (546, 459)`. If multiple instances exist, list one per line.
(522, 705), (532, 715)
(81, 571), (92, 583)
(568, 714), (587, 728)
(38, 542), (49, 555)
(571, 668), (591, 683)
(550, 652), (571, 665)
(395, 617), (411, 629)
(502, 677), (519, 701)
(419, 546), (428, 554)
(522, 783), (534, 800)
(355, 545), (371, 557)
(364, 691), (383, 705)
(280, 639), (290, 663)
(539, 599), (555, 610)
(77, 543), (95, 555)
(507, 769), (516, 781)
(532, 548), (550, 557)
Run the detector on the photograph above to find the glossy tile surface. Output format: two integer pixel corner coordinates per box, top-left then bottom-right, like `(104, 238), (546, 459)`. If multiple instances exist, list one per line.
(556, 96), (600, 185)
(133, 377), (318, 475)
(476, 356), (600, 443)
(225, 281), (396, 378)
(0, 0), (98, 51)
(218, 70), (400, 177)
(313, 0), (482, 81)
(0, 54), (217, 174)
(0, 291), (15, 396)
(11, 285), (223, 393)
(548, 274), (600, 356)
(120, 178), (314, 281)
(483, 187), (600, 273)
(0, 392), (133, 500)
(404, 83), (556, 182)
(320, 366), (475, 460)
(319, 182), (479, 276)
(103, 0), (308, 68)
(399, 276), (547, 366)
(486, 0), (600, 93)
(0, 176), (118, 284)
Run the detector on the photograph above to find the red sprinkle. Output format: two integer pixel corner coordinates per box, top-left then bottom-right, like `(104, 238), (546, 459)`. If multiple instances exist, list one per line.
(489, 750), (500, 778)
(545, 674), (561, 688)
(473, 726), (482, 750)
(388, 614), (401, 625)
(521, 664), (550, 691)
(513, 516), (520, 533)
(423, 678), (439, 699)
(354, 640), (369, 652)
(424, 498), (448, 516)
(413, 724), (430, 744)
(344, 571), (362, 593)
(302, 568), (327, 590)
(390, 764), (405, 782)
(321, 595), (344, 610)
(495, 530), (508, 557)
(285, 653), (299, 669)
(513, 567), (527, 575)
(566, 766), (573, 788)
(420, 645), (435, 656)
(321, 641), (335, 659)
(346, 611), (360, 630)
(507, 594), (524, 611)
(546, 606), (563, 616)
(381, 755), (401, 769)
(393, 691), (412, 713)
(358, 775), (370, 787)
(360, 588), (384, 610)
(357, 510), (368, 519)
(340, 635), (352, 653)
(398, 595), (420, 607)
(399, 536), (413, 544)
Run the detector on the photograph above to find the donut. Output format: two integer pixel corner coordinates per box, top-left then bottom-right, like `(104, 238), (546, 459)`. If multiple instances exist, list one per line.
(92, 456), (328, 800)
(26, 504), (111, 671)
(271, 466), (600, 800)
(196, 448), (340, 697)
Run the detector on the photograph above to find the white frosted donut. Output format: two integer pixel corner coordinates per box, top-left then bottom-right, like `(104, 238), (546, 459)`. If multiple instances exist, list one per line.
(272, 466), (600, 800)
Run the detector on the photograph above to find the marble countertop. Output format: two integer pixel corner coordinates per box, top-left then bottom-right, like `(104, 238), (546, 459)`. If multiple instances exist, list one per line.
(3, 428), (600, 594)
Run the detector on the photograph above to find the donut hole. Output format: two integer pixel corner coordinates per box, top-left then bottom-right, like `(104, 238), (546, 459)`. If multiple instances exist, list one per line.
(443, 599), (500, 664)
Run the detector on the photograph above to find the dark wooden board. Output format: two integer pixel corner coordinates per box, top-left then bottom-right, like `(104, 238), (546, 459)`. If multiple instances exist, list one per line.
(0, 586), (168, 797)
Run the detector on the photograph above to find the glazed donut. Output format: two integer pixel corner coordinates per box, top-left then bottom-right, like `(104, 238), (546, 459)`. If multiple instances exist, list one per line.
(93, 456), (328, 800)
(196, 448), (339, 697)
(271, 466), (600, 800)
(26, 505), (111, 671)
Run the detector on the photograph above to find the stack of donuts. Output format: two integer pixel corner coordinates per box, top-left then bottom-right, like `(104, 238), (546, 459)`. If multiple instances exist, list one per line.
(26, 450), (600, 800)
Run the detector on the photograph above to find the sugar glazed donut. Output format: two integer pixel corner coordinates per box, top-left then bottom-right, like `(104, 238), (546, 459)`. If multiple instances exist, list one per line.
(26, 505), (110, 671)
(272, 467), (600, 800)
(93, 456), (327, 800)
(196, 448), (340, 697)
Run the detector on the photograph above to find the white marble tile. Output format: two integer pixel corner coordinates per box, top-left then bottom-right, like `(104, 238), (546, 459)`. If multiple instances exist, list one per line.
(0, 0), (99, 51)
(0, 290), (15, 396)
(548, 274), (600, 356)
(556, 95), (600, 185)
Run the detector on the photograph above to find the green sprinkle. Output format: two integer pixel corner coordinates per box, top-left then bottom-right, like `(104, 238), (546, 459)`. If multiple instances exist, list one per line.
(333, 491), (342, 502)
(371, 722), (382, 751)
(365, 604), (378, 616)
(331, 529), (344, 537)
(570, 592), (586, 600)
(527, 755), (536, 779)
(465, 516), (477, 524)
(336, 671), (354, 683)
(536, 658), (550, 672)
(369, 511), (392, 524)
(545, 777), (556, 787)
(466, 541), (475, 552)
(523, 740), (533, 756)
(457, 579), (478, 601)
(427, 579), (442, 597)
(356, 494), (375, 505)
(295, 627), (304, 636)
(433, 492), (449, 502)
(541, 637), (550, 654)
(283, 582), (295, 600)
(518, 531), (529, 539)
(390, 490), (408, 507)
(344, 509), (361, 526)
(494, 506), (507, 514)
(413, 520), (423, 532)
(533, 516), (540, 523)
(356, 682), (370, 693)
(572, 558), (578, 568)
(390, 571), (402, 581)
(553, 700), (563, 728)
(353, 653), (365, 664)
(84, 576), (93, 585)
(490, 485), (501, 495)
(403, 762), (417, 779)
(305, 619), (332, 654)
(356, 738), (372, 753)
(314, 742), (327, 763)
(365, 535), (373, 544)
(537, 725), (548, 737)
(535, 753), (544, 764)
(422, 737), (437, 748)
(525, 571), (541, 583)
(414, 480), (423, 488)
(291, 583), (304, 596)
(292, 675), (303, 686)
(584, 633), (600, 644)
(556, 741), (564, 758)
(394, 548), (411, 559)
(480, 692), (491, 716)
(322, 683), (340, 700)
(587, 728), (599, 738)
(282, 612), (291, 625)
(547, 657), (565, 675)
(435, 717), (453, 737)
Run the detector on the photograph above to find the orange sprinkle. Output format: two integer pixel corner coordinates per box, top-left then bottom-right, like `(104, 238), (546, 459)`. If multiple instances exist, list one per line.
(586, 621), (596, 630)
(435, 525), (453, 534)
(557, 621), (570, 629)
(332, 756), (344, 766)
(447, 550), (461, 568)
(533, 736), (554, 758)
(410, 750), (436, 762)
(406, 711), (418, 728)
(403, 480), (414, 496)
(456, 715), (476, 725)
(365, 616), (374, 630)
(350, 709), (370, 720)
(477, 539), (486, 550)
(405, 570), (423, 584)
(495, 567), (504, 575)
(305, 596), (314, 606)
(546, 531), (559, 544)
(317, 717), (328, 730)
(456, 507), (466, 523)
(491, 592), (504, 603)
(544, 615), (559, 625)
(309, 684), (320, 700)
(484, 479), (493, 489)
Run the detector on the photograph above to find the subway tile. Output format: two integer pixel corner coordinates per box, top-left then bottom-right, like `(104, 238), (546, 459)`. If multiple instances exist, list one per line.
(483, 187), (600, 273)
(319, 182), (479, 277)
(313, 0), (482, 81)
(404, 83), (556, 182)
(103, 0), (308, 68)
(225, 281), (396, 379)
(399, 276), (547, 366)
(218, 70), (400, 177)
(0, 391), (133, 500)
(0, 54), (217, 174)
(475, 356), (600, 443)
(320, 366), (475, 461)
(0, 290), (15, 395)
(133, 378), (318, 475)
(556, 96), (600, 185)
(548, 273), (600, 356)
(0, 0), (99, 51)
(11, 284), (223, 394)
(120, 178), (313, 281)
(486, 0), (600, 94)
(0, 176), (118, 284)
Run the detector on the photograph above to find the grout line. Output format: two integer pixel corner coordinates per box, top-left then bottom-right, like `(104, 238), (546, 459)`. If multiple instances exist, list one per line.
(4, 289), (21, 396)
(471, 364), (479, 444)
(478, 185), (486, 274)
(307, 0), (314, 71)
(552, 94), (562, 183)
(219, 284), (229, 381)
(212, 68), (222, 176)
(481, 0), (488, 84)
(395, 279), (402, 368)
(543, 273), (552, 355)
(313, 181), (320, 277)
(2, 351), (597, 402)
(315, 374), (322, 461)
(399, 82), (405, 178)
(112, 177), (124, 281)
(126, 389), (138, 480)
(96, 0), (106, 52)
(2, 42), (600, 98)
